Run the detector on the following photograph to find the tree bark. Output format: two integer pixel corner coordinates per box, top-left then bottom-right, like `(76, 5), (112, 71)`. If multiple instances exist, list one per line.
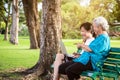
(4, 21), (9, 40)
(10, 0), (19, 44)
(23, 0), (61, 79)
(36, 0), (61, 79)
(22, 0), (40, 49)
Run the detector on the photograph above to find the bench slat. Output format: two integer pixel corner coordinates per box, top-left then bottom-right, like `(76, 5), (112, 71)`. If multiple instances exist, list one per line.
(107, 53), (120, 59)
(103, 64), (120, 72)
(105, 59), (120, 65)
(99, 71), (118, 78)
(103, 65), (117, 71)
(110, 47), (120, 53)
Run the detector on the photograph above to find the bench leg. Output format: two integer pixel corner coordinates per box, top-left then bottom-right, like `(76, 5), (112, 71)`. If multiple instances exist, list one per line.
(99, 76), (119, 80)
(91, 78), (96, 80)
(88, 76), (96, 80)
(114, 76), (118, 80)
(100, 76), (104, 80)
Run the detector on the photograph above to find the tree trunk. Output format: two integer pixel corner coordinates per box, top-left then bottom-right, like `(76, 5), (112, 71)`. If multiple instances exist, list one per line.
(10, 0), (19, 44)
(4, 21), (9, 40)
(40, 0), (61, 72)
(3, 1), (11, 41)
(23, 0), (61, 79)
(22, 0), (40, 49)
(39, 0), (61, 76)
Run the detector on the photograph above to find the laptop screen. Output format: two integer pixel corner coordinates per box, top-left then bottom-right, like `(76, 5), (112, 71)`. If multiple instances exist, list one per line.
(59, 40), (67, 55)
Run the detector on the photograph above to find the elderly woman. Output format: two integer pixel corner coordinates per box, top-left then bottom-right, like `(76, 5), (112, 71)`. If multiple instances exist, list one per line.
(58, 16), (110, 80)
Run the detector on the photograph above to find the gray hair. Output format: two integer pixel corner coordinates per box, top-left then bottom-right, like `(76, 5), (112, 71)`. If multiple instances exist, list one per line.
(93, 16), (109, 31)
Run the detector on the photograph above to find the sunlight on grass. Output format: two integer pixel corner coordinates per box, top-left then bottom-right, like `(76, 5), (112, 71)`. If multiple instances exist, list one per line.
(0, 35), (39, 71)
(0, 34), (120, 72)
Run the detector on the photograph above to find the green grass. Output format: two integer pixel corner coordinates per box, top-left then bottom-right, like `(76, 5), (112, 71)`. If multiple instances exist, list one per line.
(0, 34), (120, 72)
(0, 35), (39, 71)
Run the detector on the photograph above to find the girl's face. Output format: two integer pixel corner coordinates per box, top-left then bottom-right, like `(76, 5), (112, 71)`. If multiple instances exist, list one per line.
(80, 27), (92, 40)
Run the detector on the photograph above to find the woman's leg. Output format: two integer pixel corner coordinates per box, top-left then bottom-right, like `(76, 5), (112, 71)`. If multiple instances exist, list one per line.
(59, 60), (93, 80)
(58, 61), (75, 75)
(53, 53), (64, 80)
(66, 60), (93, 80)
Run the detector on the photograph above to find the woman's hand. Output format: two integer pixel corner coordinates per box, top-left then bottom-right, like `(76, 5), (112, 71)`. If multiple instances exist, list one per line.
(72, 52), (80, 58)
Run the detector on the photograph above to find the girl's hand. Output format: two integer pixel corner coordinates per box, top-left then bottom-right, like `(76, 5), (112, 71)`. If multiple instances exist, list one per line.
(77, 43), (83, 49)
(73, 54), (80, 58)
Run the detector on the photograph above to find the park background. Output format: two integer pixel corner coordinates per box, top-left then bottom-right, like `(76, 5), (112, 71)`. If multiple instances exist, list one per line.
(0, 0), (120, 80)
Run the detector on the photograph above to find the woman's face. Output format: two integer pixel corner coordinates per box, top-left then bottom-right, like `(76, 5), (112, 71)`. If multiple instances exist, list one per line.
(80, 27), (91, 39)
(93, 23), (100, 35)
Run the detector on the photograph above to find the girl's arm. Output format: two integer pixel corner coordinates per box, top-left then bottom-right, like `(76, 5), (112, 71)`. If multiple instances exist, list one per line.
(77, 43), (92, 52)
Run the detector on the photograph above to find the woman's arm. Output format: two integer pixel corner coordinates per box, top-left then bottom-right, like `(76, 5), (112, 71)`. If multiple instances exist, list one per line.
(77, 43), (92, 52)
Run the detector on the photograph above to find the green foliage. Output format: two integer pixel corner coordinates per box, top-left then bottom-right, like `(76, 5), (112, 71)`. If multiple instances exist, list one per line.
(0, 1), (5, 28)
(112, 0), (120, 22)
(0, 21), (5, 28)
(61, 1), (94, 38)
(0, 0), (12, 35)
(18, 1), (29, 36)
(61, 0), (119, 39)
(19, 1), (26, 24)
(111, 36), (120, 40)
(110, 26), (120, 32)
(38, 0), (42, 2)
(90, 0), (117, 22)
(19, 25), (29, 36)
(61, 1), (84, 39)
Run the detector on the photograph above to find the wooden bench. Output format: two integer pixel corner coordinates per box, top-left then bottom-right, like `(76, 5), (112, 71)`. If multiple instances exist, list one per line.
(81, 47), (120, 80)
(51, 41), (120, 80)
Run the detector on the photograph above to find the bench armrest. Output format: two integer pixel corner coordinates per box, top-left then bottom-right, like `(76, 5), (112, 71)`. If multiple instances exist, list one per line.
(96, 62), (103, 72)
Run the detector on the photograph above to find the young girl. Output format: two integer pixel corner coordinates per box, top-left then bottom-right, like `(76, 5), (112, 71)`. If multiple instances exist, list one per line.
(53, 22), (95, 80)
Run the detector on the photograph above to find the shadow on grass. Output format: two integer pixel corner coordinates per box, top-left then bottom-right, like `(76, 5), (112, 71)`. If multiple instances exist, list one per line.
(0, 48), (32, 50)
(0, 67), (42, 80)
(0, 68), (29, 80)
(0, 72), (23, 80)
(0, 69), (120, 80)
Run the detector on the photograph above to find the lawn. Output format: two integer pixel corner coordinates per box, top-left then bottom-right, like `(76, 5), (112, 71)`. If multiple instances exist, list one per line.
(0, 35), (40, 71)
(0, 35), (120, 79)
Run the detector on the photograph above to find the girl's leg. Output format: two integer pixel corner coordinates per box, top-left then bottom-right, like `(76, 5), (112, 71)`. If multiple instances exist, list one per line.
(53, 53), (64, 80)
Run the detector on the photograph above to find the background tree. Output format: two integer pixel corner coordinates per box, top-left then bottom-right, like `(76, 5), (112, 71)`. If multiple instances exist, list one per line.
(0, 22), (5, 34)
(0, 2), (5, 34)
(90, 0), (116, 22)
(10, 0), (19, 44)
(113, 0), (120, 22)
(0, 0), (12, 40)
(18, 0), (29, 36)
(22, 0), (40, 49)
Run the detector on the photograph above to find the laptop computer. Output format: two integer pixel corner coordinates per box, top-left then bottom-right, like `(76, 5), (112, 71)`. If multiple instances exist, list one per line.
(59, 40), (73, 57)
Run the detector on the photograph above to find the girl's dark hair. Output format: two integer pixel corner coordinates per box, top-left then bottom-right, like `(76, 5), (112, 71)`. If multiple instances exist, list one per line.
(80, 22), (96, 37)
